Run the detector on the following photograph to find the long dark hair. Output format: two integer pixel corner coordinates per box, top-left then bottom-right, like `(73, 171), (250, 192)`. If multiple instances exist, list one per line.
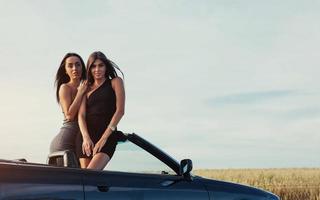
(86, 51), (123, 85)
(54, 53), (86, 103)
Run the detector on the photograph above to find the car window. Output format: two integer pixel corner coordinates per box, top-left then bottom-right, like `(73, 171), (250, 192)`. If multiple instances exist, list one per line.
(104, 140), (176, 175)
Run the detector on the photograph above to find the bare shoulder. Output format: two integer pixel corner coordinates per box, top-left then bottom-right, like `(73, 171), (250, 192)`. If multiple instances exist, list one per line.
(111, 77), (124, 87)
(60, 83), (72, 92)
(59, 84), (74, 99)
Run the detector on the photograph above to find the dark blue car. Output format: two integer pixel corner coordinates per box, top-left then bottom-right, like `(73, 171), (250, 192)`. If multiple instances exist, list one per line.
(0, 132), (280, 200)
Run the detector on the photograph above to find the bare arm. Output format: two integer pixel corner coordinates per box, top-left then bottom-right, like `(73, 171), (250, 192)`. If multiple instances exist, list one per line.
(107, 77), (125, 132)
(59, 82), (87, 121)
(78, 96), (94, 156)
(93, 77), (125, 154)
(78, 96), (89, 139)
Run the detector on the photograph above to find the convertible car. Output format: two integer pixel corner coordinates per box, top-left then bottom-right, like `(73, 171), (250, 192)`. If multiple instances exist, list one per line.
(0, 132), (279, 200)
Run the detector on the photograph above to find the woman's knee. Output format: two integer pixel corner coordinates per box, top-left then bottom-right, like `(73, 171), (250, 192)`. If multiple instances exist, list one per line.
(79, 158), (91, 169)
(87, 153), (110, 170)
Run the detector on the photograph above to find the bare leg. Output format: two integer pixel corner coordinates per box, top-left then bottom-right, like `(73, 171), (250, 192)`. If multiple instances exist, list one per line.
(87, 153), (110, 170)
(79, 158), (91, 169)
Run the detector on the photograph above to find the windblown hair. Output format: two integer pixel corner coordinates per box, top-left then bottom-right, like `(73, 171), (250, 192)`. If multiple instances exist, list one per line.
(86, 51), (123, 85)
(54, 53), (86, 103)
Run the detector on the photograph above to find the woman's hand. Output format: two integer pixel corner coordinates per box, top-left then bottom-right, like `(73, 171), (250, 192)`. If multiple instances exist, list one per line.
(77, 80), (88, 95)
(82, 136), (94, 157)
(93, 137), (108, 156)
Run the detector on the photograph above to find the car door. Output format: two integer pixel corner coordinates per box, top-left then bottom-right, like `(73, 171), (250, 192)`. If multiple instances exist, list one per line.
(123, 133), (209, 199)
(83, 132), (209, 200)
(138, 173), (209, 200)
(83, 170), (209, 200)
(83, 170), (147, 200)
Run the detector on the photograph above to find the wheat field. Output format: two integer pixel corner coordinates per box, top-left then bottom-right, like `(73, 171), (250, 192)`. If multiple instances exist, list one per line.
(194, 168), (320, 200)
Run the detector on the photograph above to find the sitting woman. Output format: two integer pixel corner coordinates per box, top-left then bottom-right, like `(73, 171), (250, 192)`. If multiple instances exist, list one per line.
(50, 53), (87, 155)
(78, 51), (125, 170)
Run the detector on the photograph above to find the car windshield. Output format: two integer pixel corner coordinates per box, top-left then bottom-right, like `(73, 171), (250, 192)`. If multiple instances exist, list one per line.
(105, 139), (176, 175)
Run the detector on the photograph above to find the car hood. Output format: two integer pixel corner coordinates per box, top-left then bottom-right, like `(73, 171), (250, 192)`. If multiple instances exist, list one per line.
(196, 176), (279, 200)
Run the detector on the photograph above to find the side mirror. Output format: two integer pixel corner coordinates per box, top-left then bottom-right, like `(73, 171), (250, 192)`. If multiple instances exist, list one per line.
(180, 159), (193, 180)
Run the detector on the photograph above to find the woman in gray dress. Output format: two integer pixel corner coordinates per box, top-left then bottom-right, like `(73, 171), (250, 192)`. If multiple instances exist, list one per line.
(50, 53), (87, 154)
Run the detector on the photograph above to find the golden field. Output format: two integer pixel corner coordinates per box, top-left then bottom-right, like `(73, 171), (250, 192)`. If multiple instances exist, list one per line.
(194, 168), (320, 200)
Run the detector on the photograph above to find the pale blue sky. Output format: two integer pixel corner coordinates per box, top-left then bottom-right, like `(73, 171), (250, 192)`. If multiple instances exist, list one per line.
(0, 0), (319, 169)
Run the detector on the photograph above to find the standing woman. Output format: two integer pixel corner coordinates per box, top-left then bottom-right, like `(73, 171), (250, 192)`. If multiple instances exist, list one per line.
(78, 51), (125, 170)
(50, 53), (87, 154)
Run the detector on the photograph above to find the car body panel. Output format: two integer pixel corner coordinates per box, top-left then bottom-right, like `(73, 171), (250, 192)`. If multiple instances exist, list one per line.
(199, 177), (279, 200)
(140, 174), (209, 200)
(82, 169), (209, 200)
(83, 170), (148, 200)
(0, 161), (83, 200)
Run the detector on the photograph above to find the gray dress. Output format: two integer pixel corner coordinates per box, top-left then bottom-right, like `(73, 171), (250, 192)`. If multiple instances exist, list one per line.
(49, 120), (80, 153)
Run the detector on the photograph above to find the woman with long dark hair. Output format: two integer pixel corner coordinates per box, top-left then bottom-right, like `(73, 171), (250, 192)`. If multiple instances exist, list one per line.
(78, 51), (125, 170)
(50, 53), (87, 154)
